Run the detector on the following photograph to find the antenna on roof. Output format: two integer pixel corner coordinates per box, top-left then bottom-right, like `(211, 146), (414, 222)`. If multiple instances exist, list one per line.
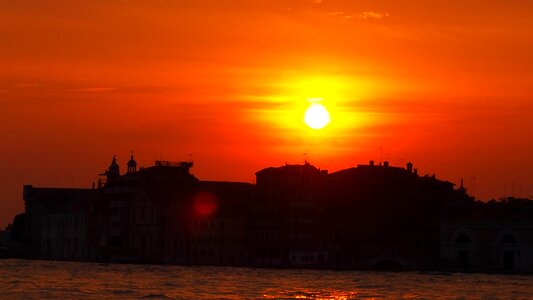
(471, 176), (476, 198)
(188, 153), (194, 175)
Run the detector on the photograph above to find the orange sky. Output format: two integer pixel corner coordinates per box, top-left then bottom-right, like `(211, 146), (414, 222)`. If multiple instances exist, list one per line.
(1, 0), (532, 227)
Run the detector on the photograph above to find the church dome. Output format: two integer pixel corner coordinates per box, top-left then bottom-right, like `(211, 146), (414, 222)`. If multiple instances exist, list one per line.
(107, 155), (120, 177)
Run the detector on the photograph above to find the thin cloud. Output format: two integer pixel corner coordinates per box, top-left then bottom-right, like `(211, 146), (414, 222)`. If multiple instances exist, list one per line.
(327, 11), (390, 20)
(15, 83), (40, 88)
(357, 11), (390, 19)
(65, 87), (117, 93)
(327, 11), (354, 19)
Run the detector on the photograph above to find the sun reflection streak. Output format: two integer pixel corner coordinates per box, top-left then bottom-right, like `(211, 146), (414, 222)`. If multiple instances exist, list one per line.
(261, 290), (357, 300)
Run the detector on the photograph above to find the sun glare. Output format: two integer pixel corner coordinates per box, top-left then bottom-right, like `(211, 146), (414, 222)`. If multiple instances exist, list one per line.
(304, 103), (331, 130)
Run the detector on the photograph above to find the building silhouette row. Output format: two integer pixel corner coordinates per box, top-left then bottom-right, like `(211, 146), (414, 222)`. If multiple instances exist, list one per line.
(3, 156), (533, 273)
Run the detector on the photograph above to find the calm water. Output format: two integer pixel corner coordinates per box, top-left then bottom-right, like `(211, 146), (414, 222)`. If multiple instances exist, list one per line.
(0, 259), (532, 299)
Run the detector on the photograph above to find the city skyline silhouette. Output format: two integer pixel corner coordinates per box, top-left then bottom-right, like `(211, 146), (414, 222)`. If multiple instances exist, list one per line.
(1, 3), (533, 298)
(4, 154), (532, 273)
(1, 1), (532, 229)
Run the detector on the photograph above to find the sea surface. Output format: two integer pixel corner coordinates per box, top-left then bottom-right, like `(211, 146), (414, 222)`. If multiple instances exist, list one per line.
(0, 259), (532, 299)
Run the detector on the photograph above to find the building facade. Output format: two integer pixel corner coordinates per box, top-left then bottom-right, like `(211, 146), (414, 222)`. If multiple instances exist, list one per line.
(14, 156), (532, 273)
(23, 185), (96, 259)
(441, 198), (533, 273)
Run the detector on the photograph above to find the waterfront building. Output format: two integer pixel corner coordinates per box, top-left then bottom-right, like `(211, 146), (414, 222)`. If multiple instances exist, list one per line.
(98, 157), (198, 263)
(251, 162), (329, 267)
(327, 161), (473, 269)
(16, 155), (533, 274)
(22, 185), (96, 259)
(441, 197), (533, 273)
(186, 181), (253, 266)
(94, 156), (253, 265)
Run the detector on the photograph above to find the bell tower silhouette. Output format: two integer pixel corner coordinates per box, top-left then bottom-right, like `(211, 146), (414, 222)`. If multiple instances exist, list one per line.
(127, 152), (137, 174)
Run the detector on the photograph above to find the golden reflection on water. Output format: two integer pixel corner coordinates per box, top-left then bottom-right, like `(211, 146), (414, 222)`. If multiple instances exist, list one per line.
(1, 260), (533, 299)
(262, 292), (354, 299)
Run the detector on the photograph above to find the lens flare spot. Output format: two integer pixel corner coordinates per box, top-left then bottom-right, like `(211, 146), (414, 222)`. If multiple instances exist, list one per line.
(193, 191), (218, 216)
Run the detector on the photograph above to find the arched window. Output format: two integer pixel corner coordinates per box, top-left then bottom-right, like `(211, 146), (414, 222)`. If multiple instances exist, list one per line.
(501, 234), (516, 244)
(456, 234), (471, 243)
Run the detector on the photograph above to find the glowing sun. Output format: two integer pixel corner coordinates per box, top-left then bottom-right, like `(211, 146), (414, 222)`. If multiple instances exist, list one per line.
(304, 103), (331, 129)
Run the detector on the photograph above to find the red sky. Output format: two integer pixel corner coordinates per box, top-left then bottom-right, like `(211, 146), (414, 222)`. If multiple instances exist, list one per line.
(1, 0), (532, 227)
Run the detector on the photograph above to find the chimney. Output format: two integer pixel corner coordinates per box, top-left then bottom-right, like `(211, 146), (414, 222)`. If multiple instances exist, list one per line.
(406, 162), (413, 173)
(383, 161), (389, 167)
(369, 160), (375, 166)
(414, 168), (418, 176)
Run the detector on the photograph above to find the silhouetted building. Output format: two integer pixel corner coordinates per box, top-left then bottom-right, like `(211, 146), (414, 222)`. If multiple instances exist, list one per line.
(326, 161), (473, 269)
(18, 156), (533, 273)
(250, 162), (329, 267)
(441, 197), (533, 273)
(97, 157), (254, 265)
(186, 181), (253, 266)
(96, 157), (198, 263)
(0, 228), (10, 258)
(22, 185), (96, 259)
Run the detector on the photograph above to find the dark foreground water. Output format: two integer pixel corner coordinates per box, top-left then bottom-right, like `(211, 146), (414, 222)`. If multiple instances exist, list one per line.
(0, 259), (532, 299)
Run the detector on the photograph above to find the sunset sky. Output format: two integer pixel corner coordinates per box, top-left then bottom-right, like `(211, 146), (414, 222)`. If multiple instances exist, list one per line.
(1, 0), (532, 227)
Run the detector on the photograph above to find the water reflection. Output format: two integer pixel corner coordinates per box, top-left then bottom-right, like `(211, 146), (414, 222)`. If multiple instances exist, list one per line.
(0, 260), (532, 299)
